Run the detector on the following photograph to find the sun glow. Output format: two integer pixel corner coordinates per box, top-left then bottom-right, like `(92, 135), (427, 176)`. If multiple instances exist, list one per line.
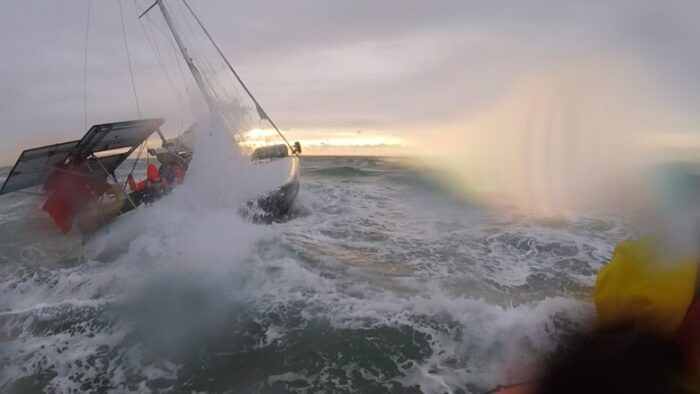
(238, 127), (410, 156)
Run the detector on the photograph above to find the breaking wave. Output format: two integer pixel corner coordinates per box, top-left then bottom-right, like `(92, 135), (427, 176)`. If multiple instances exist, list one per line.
(0, 154), (632, 393)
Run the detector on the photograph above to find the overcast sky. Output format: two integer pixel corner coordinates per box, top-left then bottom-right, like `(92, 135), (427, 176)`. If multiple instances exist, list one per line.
(1, 0), (699, 164)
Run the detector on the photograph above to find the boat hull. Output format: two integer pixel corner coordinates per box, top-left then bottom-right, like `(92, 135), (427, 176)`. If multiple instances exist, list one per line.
(84, 155), (300, 261)
(252, 156), (300, 222)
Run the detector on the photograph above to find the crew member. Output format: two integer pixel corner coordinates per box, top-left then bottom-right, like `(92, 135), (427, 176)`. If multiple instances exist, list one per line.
(127, 163), (167, 203)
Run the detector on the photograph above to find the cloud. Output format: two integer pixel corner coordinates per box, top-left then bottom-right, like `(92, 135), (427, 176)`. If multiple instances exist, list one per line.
(1, 0), (699, 164)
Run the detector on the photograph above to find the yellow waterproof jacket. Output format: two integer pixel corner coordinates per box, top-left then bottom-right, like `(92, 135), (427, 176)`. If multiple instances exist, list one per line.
(594, 236), (697, 337)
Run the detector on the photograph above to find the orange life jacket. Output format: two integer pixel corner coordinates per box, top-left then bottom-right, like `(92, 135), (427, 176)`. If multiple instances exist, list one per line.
(127, 164), (165, 192)
(147, 163), (160, 182)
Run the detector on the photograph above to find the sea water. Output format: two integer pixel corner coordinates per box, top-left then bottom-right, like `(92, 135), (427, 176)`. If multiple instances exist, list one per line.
(0, 156), (632, 393)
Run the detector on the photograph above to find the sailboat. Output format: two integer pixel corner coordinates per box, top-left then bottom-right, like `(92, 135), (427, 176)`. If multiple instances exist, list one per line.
(0, 0), (301, 260)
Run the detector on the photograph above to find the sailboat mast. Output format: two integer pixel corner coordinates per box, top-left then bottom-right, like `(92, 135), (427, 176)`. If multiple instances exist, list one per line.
(155, 0), (216, 112)
(181, 0), (294, 151)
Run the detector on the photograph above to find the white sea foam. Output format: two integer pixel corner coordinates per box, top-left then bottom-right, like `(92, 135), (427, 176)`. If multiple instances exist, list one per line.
(0, 153), (631, 393)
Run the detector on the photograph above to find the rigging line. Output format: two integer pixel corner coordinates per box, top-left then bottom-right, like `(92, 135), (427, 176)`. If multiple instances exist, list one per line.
(135, 0), (189, 128)
(162, 38), (195, 129)
(83, 0), (92, 131)
(118, 0), (142, 118)
(183, 14), (255, 129)
(173, 12), (227, 113)
(175, 1), (229, 108)
(138, 3), (178, 86)
(166, 5), (230, 126)
(123, 139), (147, 188)
(153, 8), (198, 93)
(141, 1), (192, 96)
(175, 0), (249, 123)
(155, 22), (184, 97)
(173, 1), (255, 132)
(182, 0), (294, 150)
(148, 7), (196, 117)
(90, 153), (138, 210)
(181, 1), (283, 139)
(132, 1), (170, 161)
(135, 0), (174, 89)
(138, 0), (202, 124)
(167, 27), (202, 124)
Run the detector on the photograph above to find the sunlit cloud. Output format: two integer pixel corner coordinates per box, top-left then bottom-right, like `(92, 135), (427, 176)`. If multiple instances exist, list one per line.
(1, 0), (699, 167)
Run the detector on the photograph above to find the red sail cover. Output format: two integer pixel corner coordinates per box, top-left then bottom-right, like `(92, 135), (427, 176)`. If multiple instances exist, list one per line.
(43, 193), (74, 233)
(41, 165), (107, 233)
(42, 172), (81, 233)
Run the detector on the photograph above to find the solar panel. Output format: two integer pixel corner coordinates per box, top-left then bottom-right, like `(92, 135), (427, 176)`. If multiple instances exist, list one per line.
(0, 141), (79, 195)
(94, 153), (131, 175)
(0, 118), (165, 195)
(74, 118), (165, 155)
